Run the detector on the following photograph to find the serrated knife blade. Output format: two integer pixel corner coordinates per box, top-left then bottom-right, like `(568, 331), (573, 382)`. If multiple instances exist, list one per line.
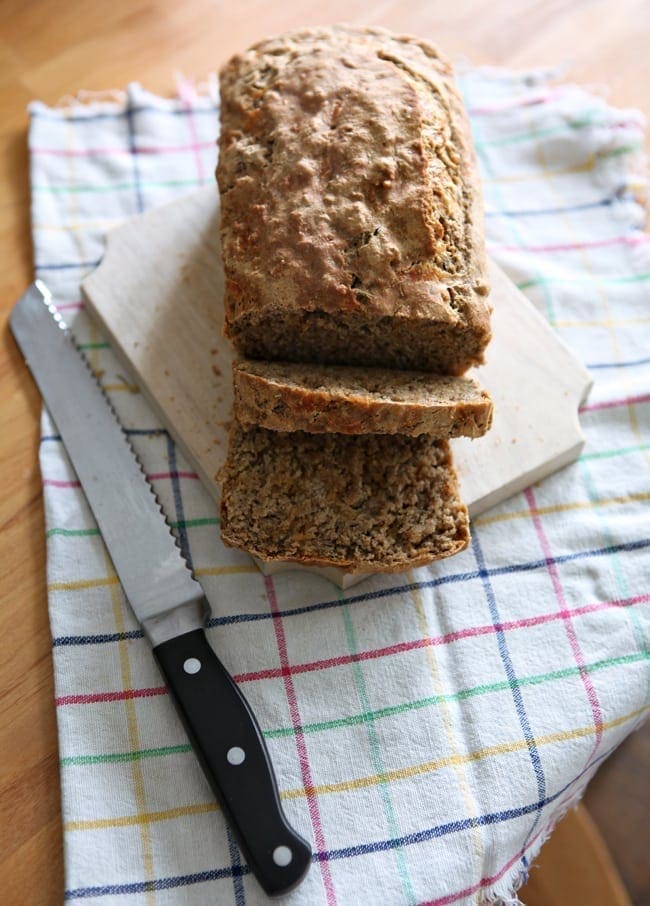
(10, 281), (311, 897)
(12, 282), (206, 640)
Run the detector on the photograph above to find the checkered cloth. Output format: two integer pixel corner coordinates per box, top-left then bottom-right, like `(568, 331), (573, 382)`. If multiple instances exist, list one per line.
(30, 71), (649, 905)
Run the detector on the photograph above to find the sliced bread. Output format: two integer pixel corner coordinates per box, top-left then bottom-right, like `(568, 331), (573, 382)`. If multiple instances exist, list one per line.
(233, 360), (493, 437)
(219, 423), (470, 573)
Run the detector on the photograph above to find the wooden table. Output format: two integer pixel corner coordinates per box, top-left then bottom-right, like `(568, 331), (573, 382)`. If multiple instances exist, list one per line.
(1, 2), (648, 903)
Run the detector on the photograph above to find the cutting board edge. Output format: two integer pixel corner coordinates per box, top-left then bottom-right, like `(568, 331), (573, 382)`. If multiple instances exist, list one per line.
(487, 258), (595, 403)
(467, 434), (587, 518)
(80, 280), (225, 503)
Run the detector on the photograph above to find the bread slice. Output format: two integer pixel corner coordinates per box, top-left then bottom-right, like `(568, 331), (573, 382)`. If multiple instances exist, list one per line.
(217, 25), (491, 375)
(219, 423), (470, 573)
(233, 359), (493, 437)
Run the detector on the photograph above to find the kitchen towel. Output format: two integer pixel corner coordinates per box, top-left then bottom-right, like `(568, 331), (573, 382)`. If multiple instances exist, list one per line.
(30, 70), (649, 905)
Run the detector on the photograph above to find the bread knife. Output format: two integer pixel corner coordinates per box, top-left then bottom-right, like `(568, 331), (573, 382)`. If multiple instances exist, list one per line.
(10, 281), (311, 897)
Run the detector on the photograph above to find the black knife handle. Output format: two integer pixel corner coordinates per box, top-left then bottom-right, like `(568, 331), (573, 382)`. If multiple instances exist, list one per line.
(153, 628), (311, 896)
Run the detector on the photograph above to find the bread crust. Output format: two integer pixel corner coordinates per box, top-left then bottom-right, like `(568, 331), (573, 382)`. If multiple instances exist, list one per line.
(233, 359), (493, 436)
(217, 25), (491, 374)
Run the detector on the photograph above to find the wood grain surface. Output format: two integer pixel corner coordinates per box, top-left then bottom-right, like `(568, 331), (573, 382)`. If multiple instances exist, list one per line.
(0, 2), (648, 904)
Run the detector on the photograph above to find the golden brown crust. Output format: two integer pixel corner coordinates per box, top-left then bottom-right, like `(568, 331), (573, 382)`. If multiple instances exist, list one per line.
(217, 25), (491, 373)
(233, 359), (493, 437)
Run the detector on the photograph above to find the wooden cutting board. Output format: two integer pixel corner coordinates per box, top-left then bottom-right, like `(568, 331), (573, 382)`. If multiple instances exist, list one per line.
(82, 188), (592, 585)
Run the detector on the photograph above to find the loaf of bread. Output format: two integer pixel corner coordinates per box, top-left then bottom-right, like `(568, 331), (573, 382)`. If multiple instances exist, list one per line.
(217, 25), (491, 375)
(219, 424), (470, 572)
(233, 359), (493, 436)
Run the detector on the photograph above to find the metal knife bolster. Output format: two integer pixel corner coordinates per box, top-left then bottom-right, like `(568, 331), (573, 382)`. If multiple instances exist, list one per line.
(143, 595), (208, 647)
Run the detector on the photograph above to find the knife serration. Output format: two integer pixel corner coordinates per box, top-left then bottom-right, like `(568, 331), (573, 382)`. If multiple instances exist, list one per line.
(10, 282), (207, 644)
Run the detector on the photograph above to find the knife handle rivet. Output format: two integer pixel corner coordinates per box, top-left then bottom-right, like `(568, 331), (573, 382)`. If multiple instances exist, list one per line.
(272, 845), (293, 867)
(227, 746), (246, 766)
(183, 657), (202, 675)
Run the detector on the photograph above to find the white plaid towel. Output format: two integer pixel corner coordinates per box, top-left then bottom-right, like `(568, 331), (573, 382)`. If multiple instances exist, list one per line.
(30, 71), (649, 905)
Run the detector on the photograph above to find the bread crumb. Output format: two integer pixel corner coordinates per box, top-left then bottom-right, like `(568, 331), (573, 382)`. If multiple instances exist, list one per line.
(220, 426), (469, 570)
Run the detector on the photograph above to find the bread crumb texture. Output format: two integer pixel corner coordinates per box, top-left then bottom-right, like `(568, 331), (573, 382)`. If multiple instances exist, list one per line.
(220, 424), (470, 572)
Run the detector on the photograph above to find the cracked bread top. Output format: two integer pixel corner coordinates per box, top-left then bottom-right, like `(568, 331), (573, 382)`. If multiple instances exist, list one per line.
(217, 25), (491, 339)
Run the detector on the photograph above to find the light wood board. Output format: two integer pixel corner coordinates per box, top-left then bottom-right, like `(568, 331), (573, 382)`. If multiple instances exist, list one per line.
(82, 187), (592, 523)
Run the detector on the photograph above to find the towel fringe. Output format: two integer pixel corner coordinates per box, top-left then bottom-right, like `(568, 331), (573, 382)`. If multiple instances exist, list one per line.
(54, 88), (127, 108)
